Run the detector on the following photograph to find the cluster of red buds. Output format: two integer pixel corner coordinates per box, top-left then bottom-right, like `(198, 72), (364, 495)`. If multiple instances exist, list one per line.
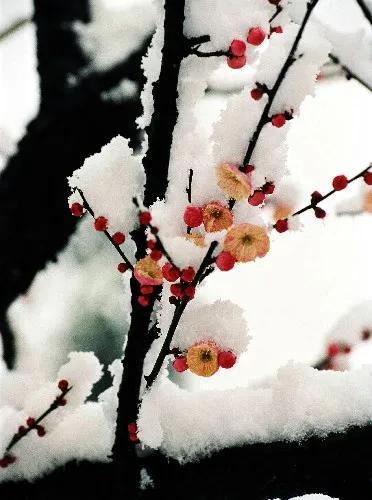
(127, 422), (139, 443)
(0, 380), (71, 469)
(162, 263), (196, 303)
(227, 26), (267, 69)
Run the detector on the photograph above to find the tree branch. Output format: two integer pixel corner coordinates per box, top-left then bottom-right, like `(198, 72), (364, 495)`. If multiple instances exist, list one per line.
(143, 0), (187, 206)
(243, 0), (320, 168)
(329, 54), (372, 93)
(0, 18), (30, 43)
(76, 188), (134, 271)
(291, 165), (371, 218)
(145, 241), (218, 389)
(355, 0), (372, 25)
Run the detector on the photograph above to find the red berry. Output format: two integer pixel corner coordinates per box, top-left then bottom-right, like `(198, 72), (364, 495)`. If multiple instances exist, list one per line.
(128, 422), (138, 434)
(129, 432), (139, 443)
(57, 397), (67, 406)
(262, 182), (275, 195)
(341, 344), (352, 354)
(172, 356), (188, 373)
(140, 285), (154, 295)
(162, 263), (181, 282)
(94, 216), (108, 232)
(274, 219), (288, 233)
(0, 458), (9, 468)
(117, 262), (128, 273)
(139, 211), (152, 225)
(181, 267), (195, 283)
(218, 351), (237, 369)
(70, 202), (84, 218)
(251, 88), (264, 101)
(170, 284), (184, 298)
(327, 342), (339, 357)
(227, 55), (246, 69)
(184, 286), (195, 299)
(314, 207), (326, 219)
(216, 252), (236, 271)
(37, 425), (46, 437)
(311, 191), (323, 205)
(247, 27), (266, 46)
(230, 39), (246, 57)
(270, 26), (283, 34)
(243, 164), (255, 174)
(362, 329), (371, 341)
(151, 226), (159, 235)
(363, 172), (372, 185)
(58, 379), (69, 392)
(147, 240), (157, 250)
(138, 295), (150, 307)
(248, 190), (265, 206)
(271, 114), (286, 128)
(183, 206), (203, 228)
(150, 249), (163, 261)
(18, 425), (27, 435)
(112, 232), (125, 245)
(332, 175), (348, 191)
(26, 417), (35, 427)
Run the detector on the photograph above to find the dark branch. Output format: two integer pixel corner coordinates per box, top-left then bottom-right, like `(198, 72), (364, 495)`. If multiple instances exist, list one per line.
(143, 0), (187, 206)
(329, 54), (372, 93)
(186, 169), (194, 204)
(145, 241), (218, 389)
(0, 18), (30, 43)
(355, 0), (372, 25)
(243, 0), (320, 168)
(76, 188), (134, 271)
(2, 384), (72, 462)
(291, 164), (371, 218)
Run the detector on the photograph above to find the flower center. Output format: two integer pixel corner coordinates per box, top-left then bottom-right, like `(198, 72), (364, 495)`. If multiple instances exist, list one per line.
(211, 209), (222, 219)
(241, 235), (253, 245)
(200, 349), (213, 362)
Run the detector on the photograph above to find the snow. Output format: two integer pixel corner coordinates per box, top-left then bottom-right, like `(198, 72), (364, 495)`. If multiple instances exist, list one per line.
(78, 0), (156, 71)
(139, 362), (372, 462)
(1, 0), (372, 484)
(272, 495), (337, 500)
(68, 136), (145, 235)
(0, 353), (112, 482)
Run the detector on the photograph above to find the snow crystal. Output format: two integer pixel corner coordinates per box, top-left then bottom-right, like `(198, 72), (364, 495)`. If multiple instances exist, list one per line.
(68, 136), (145, 234)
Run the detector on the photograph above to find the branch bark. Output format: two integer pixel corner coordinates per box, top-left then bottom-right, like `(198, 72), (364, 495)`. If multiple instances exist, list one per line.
(143, 0), (186, 206)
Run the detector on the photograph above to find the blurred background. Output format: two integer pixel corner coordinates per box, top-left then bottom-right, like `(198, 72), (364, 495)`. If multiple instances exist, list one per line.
(0, 0), (372, 393)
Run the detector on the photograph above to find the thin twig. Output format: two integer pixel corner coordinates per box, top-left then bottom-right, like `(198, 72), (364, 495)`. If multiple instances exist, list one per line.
(0, 18), (30, 43)
(76, 188), (134, 271)
(243, 0), (320, 168)
(190, 48), (229, 58)
(186, 169), (193, 204)
(132, 197), (176, 267)
(2, 385), (72, 462)
(329, 54), (372, 93)
(269, 5), (283, 24)
(291, 164), (371, 218)
(145, 241), (218, 389)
